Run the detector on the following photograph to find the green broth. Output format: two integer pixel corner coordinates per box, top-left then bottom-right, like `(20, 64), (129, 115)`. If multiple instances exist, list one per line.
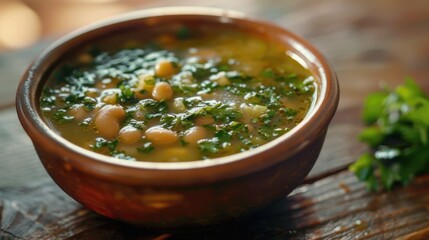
(40, 23), (316, 162)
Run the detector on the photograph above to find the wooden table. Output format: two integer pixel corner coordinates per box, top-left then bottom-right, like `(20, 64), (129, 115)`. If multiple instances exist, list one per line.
(2, 0), (429, 239)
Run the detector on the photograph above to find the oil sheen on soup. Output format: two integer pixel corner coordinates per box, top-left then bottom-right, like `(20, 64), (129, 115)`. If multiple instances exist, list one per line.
(40, 23), (316, 162)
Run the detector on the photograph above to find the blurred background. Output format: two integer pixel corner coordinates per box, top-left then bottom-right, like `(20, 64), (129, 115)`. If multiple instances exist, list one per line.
(0, 0), (274, 52)
(0, 0), (158, 51)
(2, 2), (429, 238)
(1, 0), (429, 94)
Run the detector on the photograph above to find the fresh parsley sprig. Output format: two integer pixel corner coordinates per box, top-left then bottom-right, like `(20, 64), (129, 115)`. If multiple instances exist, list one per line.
(350, 78), (429, 191)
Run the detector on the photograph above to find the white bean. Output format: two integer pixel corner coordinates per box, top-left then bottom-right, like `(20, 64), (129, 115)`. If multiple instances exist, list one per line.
(119, 126), (142, 144)
(69, 104), (87, 121)
(102, 94), (117, 104)
(145, 126), (178, 146)
(152, 82), (173, 101)
(195, 116), (215, 126)
(183, 126), (208, 145)
(172, 97), (186, 113)
(155, 60), (177, 78)
(95, 105), (125, 139)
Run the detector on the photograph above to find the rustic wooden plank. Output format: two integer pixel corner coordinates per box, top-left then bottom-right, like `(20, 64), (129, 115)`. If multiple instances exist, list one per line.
(0, 108), (49, 188)
(2, 0), (429, 238)
(2, 170), (429, 239)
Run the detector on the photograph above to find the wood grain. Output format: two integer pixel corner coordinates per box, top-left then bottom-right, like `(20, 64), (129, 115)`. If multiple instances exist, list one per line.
(2, 0), (429, 238)
(0, 109), (48, 188)
(2, 171), (429, 239)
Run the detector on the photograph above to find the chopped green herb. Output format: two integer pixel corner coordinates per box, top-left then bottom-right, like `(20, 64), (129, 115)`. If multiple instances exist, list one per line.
(79, 117), (92, 127)
(218, 64), (230, 72)
(53, 109), (74, 123)
(184, 63), (213, 80)
(198, 138), (221, 154)
(199, 80), (219, 94)
(144, 77), (156, 86)
(280, 107), (298, 120)
(139, 99), (168, 119)
(90, 138), (134, 160)
(119, 85), (138, 104)
(40, 28), (315, 162)
(92, 138), (118, 152)
(261, 68), (275, 78)
(226, 71), (252, 82)
(64, 90), (86, 105)
(137, 142), (155, 153)
(83, 96), (97, 110)
(40, 94), (56, 107)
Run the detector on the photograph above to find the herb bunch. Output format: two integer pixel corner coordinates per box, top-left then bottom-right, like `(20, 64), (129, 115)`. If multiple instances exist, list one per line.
(350, 78), (429, 191)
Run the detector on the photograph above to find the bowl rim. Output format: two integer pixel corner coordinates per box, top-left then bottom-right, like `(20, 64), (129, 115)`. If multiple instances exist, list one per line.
(16, 7), (339, 185)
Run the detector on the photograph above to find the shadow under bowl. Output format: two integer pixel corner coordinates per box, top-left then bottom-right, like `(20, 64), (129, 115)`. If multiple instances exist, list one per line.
(16, 7), (339, 228)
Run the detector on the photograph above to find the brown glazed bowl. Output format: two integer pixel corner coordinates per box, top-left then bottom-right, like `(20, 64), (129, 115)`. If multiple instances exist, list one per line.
(16, 7), (339, 228)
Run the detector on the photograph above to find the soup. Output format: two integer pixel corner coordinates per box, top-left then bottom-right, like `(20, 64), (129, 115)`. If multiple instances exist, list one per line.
(40, 22), (316, 162)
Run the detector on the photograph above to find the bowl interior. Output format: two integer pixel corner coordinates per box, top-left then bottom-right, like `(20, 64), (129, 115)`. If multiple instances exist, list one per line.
(16, 8), (339, 184)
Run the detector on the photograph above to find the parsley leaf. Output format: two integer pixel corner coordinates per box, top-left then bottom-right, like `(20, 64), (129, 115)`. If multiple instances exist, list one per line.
(53, 109), (74, 123)
(137, 142), (155, 153)
(91, 138), (118, 152)
(119, 85), (138, 105)
(350, 78), (429, 191)
(198, 138), (221, 154)
(90, 138), (134, 160)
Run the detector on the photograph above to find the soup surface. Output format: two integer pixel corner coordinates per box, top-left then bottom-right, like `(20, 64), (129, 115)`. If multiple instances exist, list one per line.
(40, 22), (316, 162)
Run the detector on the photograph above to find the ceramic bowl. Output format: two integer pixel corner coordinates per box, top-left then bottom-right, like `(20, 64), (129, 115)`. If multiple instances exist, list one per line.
(16, 7), (339, 228)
